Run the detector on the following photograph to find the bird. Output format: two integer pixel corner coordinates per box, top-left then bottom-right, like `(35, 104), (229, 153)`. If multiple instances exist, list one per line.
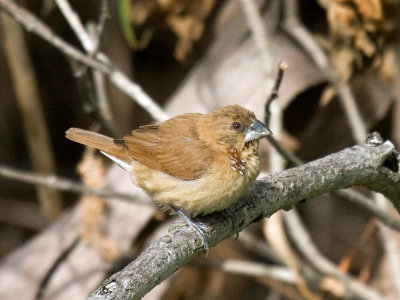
(66, 105), (272, 251)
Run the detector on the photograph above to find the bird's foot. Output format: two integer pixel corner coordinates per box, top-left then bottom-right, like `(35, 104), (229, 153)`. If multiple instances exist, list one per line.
(171, 207), (209, 254)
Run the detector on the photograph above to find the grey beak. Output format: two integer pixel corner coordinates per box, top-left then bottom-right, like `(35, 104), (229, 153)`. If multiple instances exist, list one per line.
(244, 119), (272, 143)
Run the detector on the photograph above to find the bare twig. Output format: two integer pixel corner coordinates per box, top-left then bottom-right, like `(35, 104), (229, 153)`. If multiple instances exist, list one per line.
(1, 13), (62, 221)
(87, 22), (118, 135)
(266, 135), (303, 166)
(0, 0), (168, 122)
(54, 0), (95, 52)
(0, 165), (150, 204)
(89, 140), (398, 299)
(265, 62), (288, 127)
(94, 0), (110, 53)
(195, 259), (295, 284)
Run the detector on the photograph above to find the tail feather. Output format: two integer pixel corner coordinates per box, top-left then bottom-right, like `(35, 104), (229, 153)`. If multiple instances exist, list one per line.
(66, 128), (115, 151)
(65, 128), (131, 166)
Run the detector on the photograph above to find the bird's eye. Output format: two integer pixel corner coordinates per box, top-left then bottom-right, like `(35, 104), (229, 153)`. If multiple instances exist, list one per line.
(232, 122), (242, 131)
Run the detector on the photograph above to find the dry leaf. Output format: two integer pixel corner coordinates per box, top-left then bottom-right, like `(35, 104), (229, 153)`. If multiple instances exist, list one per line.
(320, 277), (346, 297)
(130, 0), (215, 61)
(380, 46), (397, 84)
(324, 0), (397, 81)
(78, 150), (120, 261)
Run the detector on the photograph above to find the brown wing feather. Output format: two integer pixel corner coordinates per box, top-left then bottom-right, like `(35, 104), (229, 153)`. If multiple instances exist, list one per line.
(123, 113), (213, 180)
(123, 126), (162, 171)
(156, 114), (213, 180)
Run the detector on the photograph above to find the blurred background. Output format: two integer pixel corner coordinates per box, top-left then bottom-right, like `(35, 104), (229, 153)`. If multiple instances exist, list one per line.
(0, 0), (400, 299)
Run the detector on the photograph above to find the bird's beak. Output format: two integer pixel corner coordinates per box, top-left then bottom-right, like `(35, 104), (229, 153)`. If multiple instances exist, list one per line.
(244, 119), (272, 143)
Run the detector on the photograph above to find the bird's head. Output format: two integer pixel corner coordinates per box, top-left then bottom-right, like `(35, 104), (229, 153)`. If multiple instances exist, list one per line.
(198, 105), (272, 152)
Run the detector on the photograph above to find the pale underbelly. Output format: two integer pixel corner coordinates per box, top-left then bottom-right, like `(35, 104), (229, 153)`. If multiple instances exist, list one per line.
(131, 158), (260, 216)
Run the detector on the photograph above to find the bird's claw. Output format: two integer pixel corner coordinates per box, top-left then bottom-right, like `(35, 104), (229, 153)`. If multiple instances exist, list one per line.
(172, 207), (209, 254)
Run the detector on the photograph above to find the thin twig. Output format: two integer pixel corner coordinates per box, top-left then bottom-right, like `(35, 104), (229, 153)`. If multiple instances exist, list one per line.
(87, 22), (118, 135)
(265, 62), (288, 127)
(0, 0), (168, 122)
(266, 135), (303, 166)
(194, 259), (295, 284)
(93, 0), (110, 54)
(0, 165), (150, 204)
(54, 0), (95, 52)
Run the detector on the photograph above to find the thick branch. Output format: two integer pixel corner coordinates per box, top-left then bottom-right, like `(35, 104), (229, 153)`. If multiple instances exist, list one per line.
(89, 140), (400, 299)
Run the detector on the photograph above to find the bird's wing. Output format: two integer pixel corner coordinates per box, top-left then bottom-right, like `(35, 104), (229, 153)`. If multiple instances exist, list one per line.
(156, 114), (213, 180)
(123, 114), (213, 180)
(122, 124), (163, 171)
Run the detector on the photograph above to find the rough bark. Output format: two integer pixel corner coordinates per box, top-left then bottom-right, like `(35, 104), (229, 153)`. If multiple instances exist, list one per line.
(89, 138), (400, 300)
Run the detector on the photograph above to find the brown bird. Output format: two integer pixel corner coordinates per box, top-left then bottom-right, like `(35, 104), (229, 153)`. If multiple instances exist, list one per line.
(66, 105), (271, 251)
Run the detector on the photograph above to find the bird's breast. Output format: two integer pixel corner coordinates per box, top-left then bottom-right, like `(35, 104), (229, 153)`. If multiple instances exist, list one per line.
(227, 144), (261, 178)
(130, 149), (260, 217)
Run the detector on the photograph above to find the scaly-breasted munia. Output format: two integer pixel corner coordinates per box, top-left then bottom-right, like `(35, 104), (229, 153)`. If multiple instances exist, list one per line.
(66, 105), (272, 251)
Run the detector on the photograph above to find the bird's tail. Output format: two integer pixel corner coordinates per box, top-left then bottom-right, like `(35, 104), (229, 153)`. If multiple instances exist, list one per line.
(66, 128), (132, 170)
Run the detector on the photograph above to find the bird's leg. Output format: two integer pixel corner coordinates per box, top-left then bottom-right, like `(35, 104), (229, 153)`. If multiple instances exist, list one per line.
(170, 206), (209, 253)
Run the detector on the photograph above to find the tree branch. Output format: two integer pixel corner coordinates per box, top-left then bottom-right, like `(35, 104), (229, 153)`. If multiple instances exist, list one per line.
(89, 139), (400, 300)
(0, 165), (149, 204)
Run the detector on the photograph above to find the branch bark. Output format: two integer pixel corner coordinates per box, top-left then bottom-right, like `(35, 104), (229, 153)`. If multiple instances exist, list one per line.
(89, 138), (400, 300)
